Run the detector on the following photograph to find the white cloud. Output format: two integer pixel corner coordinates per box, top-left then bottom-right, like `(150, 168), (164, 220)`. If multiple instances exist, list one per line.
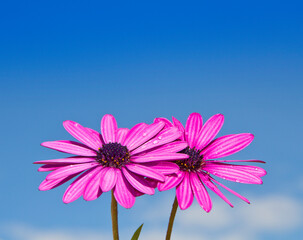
(1, 194), (302, 240)
(174, 194), (303, 239)
(140, 193), (303, 239)
(237, 195), (302, 231)
(178, 200), (231, 228)
(1, 223), (110, 240)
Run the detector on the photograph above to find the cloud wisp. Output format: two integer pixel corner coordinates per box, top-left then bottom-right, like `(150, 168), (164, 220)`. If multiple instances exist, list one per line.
(1, 194), (302, 240)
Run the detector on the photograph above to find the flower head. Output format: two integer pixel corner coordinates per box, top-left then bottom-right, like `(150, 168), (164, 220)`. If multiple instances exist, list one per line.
(157, 113), (266, 211)
(35, 114), (188, 208)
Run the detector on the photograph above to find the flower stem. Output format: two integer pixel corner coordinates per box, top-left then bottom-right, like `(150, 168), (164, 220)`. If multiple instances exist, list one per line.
(165, 196), (178, 240)
(111, 190), (119, 240)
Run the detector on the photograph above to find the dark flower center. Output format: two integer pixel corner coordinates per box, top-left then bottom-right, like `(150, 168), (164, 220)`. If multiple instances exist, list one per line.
(96, 143), (130, 168)
(176, 147), (204, 172)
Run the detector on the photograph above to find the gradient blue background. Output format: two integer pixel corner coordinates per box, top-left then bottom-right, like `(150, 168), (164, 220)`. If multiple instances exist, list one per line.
(1, 0), (302, 239)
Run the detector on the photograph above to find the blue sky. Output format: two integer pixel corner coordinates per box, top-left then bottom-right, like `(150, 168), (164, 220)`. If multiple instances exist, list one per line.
(0, 0), (302, 239)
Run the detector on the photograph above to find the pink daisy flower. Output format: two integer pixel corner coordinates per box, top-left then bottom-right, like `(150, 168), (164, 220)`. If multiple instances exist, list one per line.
(35, 114), (188, 208)
(157, 113), (267, 211)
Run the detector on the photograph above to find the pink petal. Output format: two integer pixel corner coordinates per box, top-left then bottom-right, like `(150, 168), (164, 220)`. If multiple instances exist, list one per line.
(145, 177), (158, 188)
(203, 164), (263, 184)
(172, 116), (185, 141)
(158, 171), (185, 191)
(101, 114), (118, 143)
(149, 141), (188, 154)
(34, 157), (95, 165)
(195, 114), (224, 149)
(46, 162), (99, 180)
(122, 123), (148, 146)
(199, 173), (233, 207)
(234, 165), (267, 177)
(116, 128), (129, 144)
(132, 188), (145, 197)
(131, 127), (182, 155)
(176, 172), (194, 210)
(126, 121), (165, 151)
(185, 113), (203, 148)
(63, 121), (101, 151)
(100, 167), (118, 192)
(122, 167), (155, 195)
(206, 159), (266, 164)
(154, 117), (174, 129)
(125, 164), (165, 181)
(207, 163), (267, 177)
(86, 127), (104, 147)
(130, 153), (188, 163)
(39, 173), (79, 191)
(211, 178), (250, 204)
(202, 133), (254, 159)
(143, 162), (180, 175)
(62, 167), (100, 203)
(114, 169), (136, 208)
(189, 172), (212, 212)
(41, 140), (97, 156)
(83, 166), (103, 201)
(38, 164), (65, 172)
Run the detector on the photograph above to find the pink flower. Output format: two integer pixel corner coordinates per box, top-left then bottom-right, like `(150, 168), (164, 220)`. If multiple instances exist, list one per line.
(157, 113), (266, 211)
(35, 114), (188, 208)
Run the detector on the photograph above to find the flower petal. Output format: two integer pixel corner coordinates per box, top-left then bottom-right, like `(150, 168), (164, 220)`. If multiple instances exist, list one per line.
(114, 169), (136, 208)
(83, 166), (103, 201)
(41, 140), (97, 156)
(143, 162), (180, 175)
(62, 167), (99, 203)
(189, 172), (212, 212)
(122, 167), (155, 195)
(38, 164), (65, 172)
(202, 133), (254, 159)
(158, 171), (185, 191)
(39, 173), (79, 191)
(86, 127), (104, 147)
(176, 172), (194, 210)
(101, 114), (118, 143)
(126, 121), (165, 151)
(145, 177), (158, 188)
(122, 123), (148, 146)
(100, 167), (117, 192)
(131, 127), (182, 155)
(203, 164), (263, 184)
(132, 188), (145, 197)
(206, 159), (266, 164)
(195, 114), (224, 150)
(46, 162), (99, 180)
(185, 113), (203, 148)
(172, 116), (185, 141)
(207, 163), (267, 177)
(154, 117), (173, 129)
(63, 121), (101, 151)
(149, 141), (188, 154)
(116, 128), (129, 144)
(199, 173), (233, 207)
(130, 153), (188, 163)
(34, 157), (95, 165)
(125, 164), (165, 181)
(211, 177), (250, 204)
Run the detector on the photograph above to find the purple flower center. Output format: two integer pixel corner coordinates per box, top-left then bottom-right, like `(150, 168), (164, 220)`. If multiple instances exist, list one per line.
(96, 142), (130, 168)
(176, 147), (204, 172)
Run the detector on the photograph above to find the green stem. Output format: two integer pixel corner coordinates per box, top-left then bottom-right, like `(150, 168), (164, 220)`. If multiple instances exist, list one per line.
(165, 196), (178, 240)
(111, 190), (119, 240)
